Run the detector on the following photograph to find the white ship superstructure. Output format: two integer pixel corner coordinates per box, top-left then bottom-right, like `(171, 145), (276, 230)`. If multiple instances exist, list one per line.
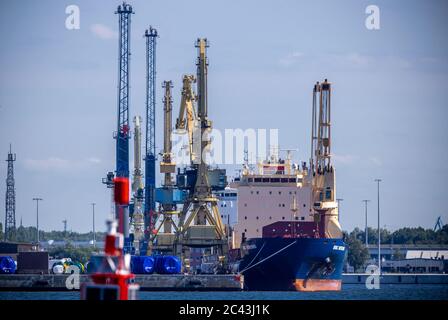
(231, 152), (321, 248)
(215, 188), (238, 227)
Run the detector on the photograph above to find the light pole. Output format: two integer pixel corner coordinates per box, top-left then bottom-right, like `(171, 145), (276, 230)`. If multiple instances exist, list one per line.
(32, 198), (43, 245)
(91, 203), (96, 248)
(374, 179), (382, 274)
(336, 198), (344, 222)
(362, 200), (370, 246)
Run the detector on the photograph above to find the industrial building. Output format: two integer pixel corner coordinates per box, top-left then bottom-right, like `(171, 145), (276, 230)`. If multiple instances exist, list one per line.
(382, 258), (447, 274)
(367, 244), (448, 262)
(364, 244), (448, 274)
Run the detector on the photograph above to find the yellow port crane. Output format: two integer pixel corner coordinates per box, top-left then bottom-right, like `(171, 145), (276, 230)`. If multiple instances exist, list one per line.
(174, 39), (228, 270)
(149, 81), (180, 254)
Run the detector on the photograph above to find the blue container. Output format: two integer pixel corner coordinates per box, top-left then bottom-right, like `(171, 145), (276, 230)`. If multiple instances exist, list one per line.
(131, 256), (155, 274)
(141, 256), (155, 274)
(153, 255), (163, 273)
(162, 256), (181, 274)
(130, 255), (140, 273)
(86, 255), (104, 274)
(154, 255), (181, 274)
(0, 256), (16, 274)
(176, 168), (226, 191)
(155, 188), (187, 204)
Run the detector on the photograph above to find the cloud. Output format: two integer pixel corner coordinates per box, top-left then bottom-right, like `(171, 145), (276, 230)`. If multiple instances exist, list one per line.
(345, 53), (371, 67)
(368, 157), (382, 166)
(24, 157), (72, 171)
(278, 51), (412, 71)
(24, 157), (101, 172)
(279, 51), (304, 66)
(332, 154), (360, 165)
(322, 52), (373, 69)
(87, 157), (101, 164)
(332, 154), (383, 167)
(90, 24), (117, 40)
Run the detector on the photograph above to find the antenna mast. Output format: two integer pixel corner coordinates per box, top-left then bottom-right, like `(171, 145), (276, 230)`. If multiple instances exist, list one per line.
(4, 144), (16, 241)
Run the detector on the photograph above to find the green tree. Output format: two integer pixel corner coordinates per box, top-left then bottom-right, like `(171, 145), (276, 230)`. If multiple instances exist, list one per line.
(346, 235), (370, 271)
(392, 248), (404, 260)
(49, 243), (100, 264)
(345, 226), (448, 245)
(0, 222), (3, 240)
(16, 226), (33, 242)
(12, 225), (106, 243)
(435, 225), (448, 243)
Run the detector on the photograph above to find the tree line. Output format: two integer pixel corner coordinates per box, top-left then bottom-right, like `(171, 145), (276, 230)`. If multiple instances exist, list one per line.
(346, 225), (448, 245)
(344, 224), (448, 271)
(2, 223), (447, 245)
(1, 225), (106, 243)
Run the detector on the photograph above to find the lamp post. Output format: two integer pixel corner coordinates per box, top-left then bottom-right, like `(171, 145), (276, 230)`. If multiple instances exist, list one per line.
(32, 198), (43, 245)
(374, 179), (382, 274)
(91, 203), (96, 248)
(362, 200), (370, 246)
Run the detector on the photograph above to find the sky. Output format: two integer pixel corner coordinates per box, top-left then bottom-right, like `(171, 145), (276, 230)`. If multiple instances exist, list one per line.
(0, 0), (447, 233)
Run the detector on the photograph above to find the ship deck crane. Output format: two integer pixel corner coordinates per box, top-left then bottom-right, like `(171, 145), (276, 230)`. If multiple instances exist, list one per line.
(310, 79), (342, 239)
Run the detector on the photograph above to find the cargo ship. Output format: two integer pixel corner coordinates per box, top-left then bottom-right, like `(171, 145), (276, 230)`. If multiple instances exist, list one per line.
(228, 79), (346, 291)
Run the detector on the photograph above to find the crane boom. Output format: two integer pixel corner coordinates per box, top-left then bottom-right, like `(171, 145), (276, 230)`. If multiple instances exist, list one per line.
(175, 74), (198, 163)
(161, 80), (175, 181)
(131, 116), (145, 251)
(316, 79), (332, 171)
(132, 116), (143, 193)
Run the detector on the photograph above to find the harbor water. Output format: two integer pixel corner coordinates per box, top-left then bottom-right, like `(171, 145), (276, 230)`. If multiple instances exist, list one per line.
(0, 284), (447, 300)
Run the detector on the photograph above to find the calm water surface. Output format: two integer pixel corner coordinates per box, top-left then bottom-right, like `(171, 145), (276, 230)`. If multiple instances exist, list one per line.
(1, 284), (447, 300)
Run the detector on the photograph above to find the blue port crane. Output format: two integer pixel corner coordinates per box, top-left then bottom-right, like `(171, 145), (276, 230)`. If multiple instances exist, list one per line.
(114, 2), (134, 238)
(144, 27), (158, 238)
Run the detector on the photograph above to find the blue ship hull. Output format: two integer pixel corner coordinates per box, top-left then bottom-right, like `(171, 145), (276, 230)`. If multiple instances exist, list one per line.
(238, 237), (346, 291)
